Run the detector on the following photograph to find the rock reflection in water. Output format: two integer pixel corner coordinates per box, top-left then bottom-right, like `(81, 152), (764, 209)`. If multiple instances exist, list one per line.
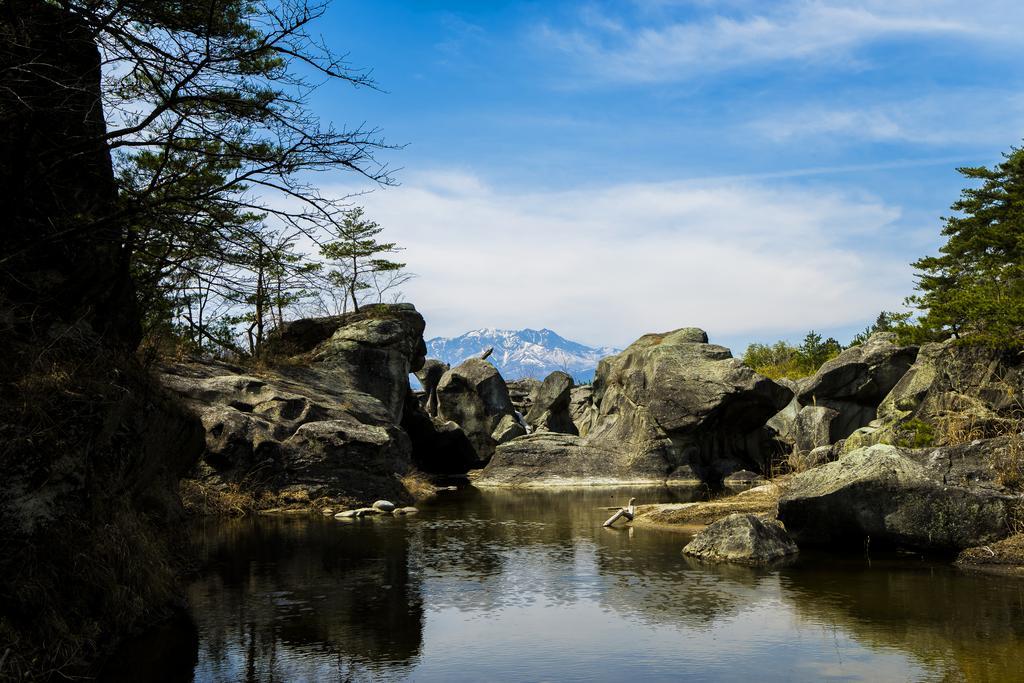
(188, 515), (424, 681)
(116, 486), (1024, 682)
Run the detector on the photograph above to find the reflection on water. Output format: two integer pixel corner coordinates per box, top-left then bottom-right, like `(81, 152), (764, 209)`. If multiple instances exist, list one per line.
(105, 486), (1024, 682)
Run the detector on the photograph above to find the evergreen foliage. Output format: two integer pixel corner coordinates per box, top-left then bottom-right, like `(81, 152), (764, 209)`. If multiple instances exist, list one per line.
(742, 330), (842, 379)
(908, 145), (1024, 348)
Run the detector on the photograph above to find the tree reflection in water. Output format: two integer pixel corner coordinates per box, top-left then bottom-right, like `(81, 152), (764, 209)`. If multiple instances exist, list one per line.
(104, 486), (1024, 682)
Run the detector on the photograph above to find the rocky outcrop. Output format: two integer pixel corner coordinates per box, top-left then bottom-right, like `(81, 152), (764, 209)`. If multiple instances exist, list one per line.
(436, 358), (517, 463)
(415, 358), (449, 417)
(846, 339), (1024, 451)
(778, 443), (1021, 552)
(400, 393), (478, 474)
(162, 305), (429, 507)
(584, 328), (792, 483)
(478, 327), (792, 486)
(506, 378), (541, 416)
(0, 4), (204, 675)
(797, 333), (918, 441)
(524, 371), (578, 435)
(683, 513), (799, 565)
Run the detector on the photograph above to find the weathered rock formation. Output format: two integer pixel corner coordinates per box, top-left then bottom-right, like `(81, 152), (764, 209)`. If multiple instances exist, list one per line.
(162, 305), (430, 506)
(478, 327), (792, 486)
(797, 333), (918, 441)
(524, 371), (578, 435)
(436, 358), (517, 463)
(778, 443), (1021, 552)
(506, 378), (541, 416)
(845, 339), (1024, 451)
(683, 513), (799, 565)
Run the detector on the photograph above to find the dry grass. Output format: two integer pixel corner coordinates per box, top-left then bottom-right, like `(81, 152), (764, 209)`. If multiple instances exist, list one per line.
(401, 470), (440, 501)
(630, 484), (782, 530)
(179, 479), (261, 517)
(956, 533), (1024, 573)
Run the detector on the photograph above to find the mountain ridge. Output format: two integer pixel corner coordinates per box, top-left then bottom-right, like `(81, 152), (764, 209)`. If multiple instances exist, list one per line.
(426, 328), (619, 381)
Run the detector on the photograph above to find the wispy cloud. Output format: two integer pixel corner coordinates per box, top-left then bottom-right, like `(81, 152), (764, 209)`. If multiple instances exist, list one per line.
(326, 170), (914, 348)
(538, 1), (1013, 84)
(749, 91), (1024, 146)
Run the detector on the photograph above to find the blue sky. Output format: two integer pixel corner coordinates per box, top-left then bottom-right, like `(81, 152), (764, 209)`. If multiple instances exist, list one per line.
(305, 1), (1024, 352)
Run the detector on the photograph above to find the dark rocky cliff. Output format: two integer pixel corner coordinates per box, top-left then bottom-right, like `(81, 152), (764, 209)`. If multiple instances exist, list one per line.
(0, 2), (204, 677)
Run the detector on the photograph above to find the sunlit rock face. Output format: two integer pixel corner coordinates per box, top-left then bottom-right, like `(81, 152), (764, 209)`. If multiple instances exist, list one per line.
(778, 443), (1020, 552)
(478, 327), (792, 486)
(161, 305), (429, 507)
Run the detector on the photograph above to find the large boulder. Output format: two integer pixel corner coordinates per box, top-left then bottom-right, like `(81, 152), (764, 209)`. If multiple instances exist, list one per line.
(846, 339), (1024, 451)
(161, 304), (428, 506)
(524, 371), (578, 435)
(478, 327), (793, 486)
(683, 513), (799, 565)
(436, 358), (516, 463)
(584, 328), (793, 483)
(798, 333), (918, 441)
(777, 443), (1020, 552)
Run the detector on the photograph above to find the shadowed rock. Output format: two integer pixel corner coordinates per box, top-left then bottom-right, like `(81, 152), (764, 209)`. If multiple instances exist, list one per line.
(778, 443), (1020, 552)
(524, 371), (578, 435)
(798, 333), (918, 441)
(436, 358), (516, 463)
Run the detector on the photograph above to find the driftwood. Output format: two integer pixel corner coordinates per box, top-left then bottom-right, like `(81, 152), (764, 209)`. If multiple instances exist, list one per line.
(603, 498), (637, 527)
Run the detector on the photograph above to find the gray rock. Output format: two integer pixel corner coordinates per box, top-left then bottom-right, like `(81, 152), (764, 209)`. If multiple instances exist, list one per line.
(476, 433), (662, 486)
(683, 513), (799, 565)
(436, 358), (516, 463)
(584, 328), (793, 484)
(778, 444), (1019, 552)
(392, 506), (419, 515)
(524, 371), (578, 435)
(400, 392), (480, 473)
(477, 327), (792, 486)
(372, 500), (396, 512)
(569, 385), (595, 436)
(798, 332), (918, 441)
(415, 358), (449, 417)
(794, 405), (841, 453)
(491, 413), (528, 444)
(160, 304), (426, 507)
(846, 339), (1024, 451)
(765, 378), (801, 447)
(506, 378), (542, 416)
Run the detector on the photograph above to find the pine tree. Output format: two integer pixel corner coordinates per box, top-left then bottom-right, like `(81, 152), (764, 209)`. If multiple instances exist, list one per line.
(319, 207), (406, 312)
(909, 145), (1024, 348)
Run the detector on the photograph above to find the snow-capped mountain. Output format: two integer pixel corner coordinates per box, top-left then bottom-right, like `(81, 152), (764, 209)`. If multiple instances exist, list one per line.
(426, 328), (620, 381)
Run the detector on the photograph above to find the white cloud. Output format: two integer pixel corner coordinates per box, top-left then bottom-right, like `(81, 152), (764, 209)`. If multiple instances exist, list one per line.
(538, 0), (1018, 84)
(325, 170), (913, 349)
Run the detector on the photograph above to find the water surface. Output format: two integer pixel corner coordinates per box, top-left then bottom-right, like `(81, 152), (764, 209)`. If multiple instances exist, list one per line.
(109, 486), (1024, 682)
